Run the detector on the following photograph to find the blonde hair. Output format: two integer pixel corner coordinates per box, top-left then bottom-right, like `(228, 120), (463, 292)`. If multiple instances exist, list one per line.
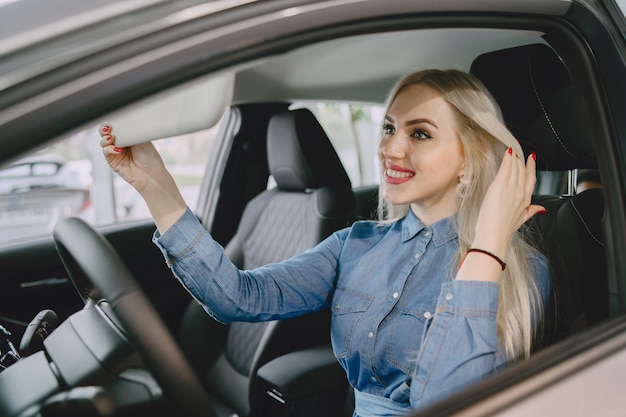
(378, 69), (544, 360)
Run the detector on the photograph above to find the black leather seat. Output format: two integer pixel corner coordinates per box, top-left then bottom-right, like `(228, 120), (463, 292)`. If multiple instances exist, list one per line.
(177, 108), (357, 417)
(471, 43), (609, 348)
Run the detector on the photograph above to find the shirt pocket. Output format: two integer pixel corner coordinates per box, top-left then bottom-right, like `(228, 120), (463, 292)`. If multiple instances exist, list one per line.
(330, 288), (373, 359)
(385, 303), (433, 374)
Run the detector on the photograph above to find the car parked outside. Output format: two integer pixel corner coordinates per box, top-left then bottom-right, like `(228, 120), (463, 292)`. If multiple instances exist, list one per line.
(0, 154), (92, 244)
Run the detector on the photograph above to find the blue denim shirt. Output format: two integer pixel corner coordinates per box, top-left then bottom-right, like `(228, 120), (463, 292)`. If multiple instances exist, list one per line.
(153, 208), (551, 416)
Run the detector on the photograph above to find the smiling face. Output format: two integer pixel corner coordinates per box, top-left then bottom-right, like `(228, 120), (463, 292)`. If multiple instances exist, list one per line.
(379, 83), (465, 224)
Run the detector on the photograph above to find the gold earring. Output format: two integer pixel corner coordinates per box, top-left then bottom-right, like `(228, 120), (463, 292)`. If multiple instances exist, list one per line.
(456, 175), (469, 199)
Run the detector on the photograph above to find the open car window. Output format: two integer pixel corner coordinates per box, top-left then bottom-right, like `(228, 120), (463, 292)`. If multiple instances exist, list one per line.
(0, 124), (219, 246)
(0, 100), (385, 247)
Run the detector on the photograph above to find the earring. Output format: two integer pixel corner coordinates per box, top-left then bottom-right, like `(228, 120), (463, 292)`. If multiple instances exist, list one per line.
(456, 175), (469, 199)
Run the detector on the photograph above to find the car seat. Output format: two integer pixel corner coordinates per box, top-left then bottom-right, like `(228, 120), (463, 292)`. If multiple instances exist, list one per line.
(177, 108), (357, 417)
(470, 43), (609, 348)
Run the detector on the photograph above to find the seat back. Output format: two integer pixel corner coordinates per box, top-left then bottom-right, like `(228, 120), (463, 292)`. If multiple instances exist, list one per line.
(179, 108), (356, 417)
(471, 43), (608, 347)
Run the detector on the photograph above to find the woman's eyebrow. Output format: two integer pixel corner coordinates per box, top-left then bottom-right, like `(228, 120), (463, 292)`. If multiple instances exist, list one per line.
(384, 115), (438, 129)
(405, 118), (438, 129)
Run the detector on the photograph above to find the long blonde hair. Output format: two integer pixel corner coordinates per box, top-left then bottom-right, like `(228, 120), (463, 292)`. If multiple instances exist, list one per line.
(378, 69), (544, 360)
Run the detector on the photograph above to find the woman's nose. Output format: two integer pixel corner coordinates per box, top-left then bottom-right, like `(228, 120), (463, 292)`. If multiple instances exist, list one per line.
(380, 134), (404, 159)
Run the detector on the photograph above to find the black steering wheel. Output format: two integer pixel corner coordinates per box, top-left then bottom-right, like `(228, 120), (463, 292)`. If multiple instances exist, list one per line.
(53, 216), (216, 417)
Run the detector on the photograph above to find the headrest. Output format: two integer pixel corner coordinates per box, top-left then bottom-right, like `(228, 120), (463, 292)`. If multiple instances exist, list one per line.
(267, 108), (352, 191)
(470, 43), (596, 171)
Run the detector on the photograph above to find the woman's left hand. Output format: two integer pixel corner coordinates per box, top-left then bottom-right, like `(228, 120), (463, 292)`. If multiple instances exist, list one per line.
(472, 148), (546, 260)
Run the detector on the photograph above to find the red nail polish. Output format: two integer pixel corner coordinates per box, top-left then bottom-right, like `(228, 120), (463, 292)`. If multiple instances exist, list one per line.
(537, 209), (549, 214)
(100, 124), (111, 134)
(531, 151), (537, 161)
(114, 147), (123, 153)
(103, 134), (112, 142)
(508, 147), (513, 155)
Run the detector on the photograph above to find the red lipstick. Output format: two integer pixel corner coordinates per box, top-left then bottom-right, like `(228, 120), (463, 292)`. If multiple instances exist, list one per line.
(384, 164), (415, 185)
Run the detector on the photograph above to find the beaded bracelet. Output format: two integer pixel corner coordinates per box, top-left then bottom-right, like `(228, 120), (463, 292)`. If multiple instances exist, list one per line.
(466, 248), (506, 270)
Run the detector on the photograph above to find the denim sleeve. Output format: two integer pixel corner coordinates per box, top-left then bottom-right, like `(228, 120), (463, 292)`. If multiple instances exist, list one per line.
(153, 208), (340, 324)
(409, 280), (503, 410)
(409, 253), (552, 411)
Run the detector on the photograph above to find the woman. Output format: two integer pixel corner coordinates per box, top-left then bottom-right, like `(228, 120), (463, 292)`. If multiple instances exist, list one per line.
(99, 69), (551, 416)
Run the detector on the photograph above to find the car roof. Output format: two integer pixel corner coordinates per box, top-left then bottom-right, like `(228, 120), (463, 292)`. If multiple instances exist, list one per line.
(232, 28), (547, 104)
(0, 0), (575, 161)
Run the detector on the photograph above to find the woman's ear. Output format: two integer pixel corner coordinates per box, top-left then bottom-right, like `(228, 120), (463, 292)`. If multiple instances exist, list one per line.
(458, 160), (466, 179)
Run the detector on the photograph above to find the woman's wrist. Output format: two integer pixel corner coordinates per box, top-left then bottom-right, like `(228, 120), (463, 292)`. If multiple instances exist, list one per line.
(456, 251), (503, 282)
(465, 248), (506, 270)
(456, 238), (509, 282)
(469, 233), (510, 261)
(139, 172), (187, 233)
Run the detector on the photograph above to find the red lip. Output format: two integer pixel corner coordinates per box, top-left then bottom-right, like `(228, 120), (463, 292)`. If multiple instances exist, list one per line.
(384, 163), (415, 185)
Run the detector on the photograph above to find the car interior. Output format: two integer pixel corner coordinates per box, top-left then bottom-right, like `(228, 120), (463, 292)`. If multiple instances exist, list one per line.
(241, 41), (608, 416)
(471, 43), (608, 347)
(0, 8), (617, 417)
(178, 107), (357, 417)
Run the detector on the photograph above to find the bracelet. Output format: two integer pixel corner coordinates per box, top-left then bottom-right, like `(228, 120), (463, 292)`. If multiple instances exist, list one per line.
(466, 248), (506, 270)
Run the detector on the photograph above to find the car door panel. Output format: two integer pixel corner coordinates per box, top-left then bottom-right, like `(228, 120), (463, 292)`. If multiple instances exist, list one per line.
(0, 221), (191, 343)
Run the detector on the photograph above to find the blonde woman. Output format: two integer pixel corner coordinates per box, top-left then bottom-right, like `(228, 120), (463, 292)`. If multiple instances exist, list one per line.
(98, 69), (550, 416)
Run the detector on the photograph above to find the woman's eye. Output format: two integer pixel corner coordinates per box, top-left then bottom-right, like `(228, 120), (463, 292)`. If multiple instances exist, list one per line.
(383, 124), (395, 135)
(411, 129), (432, 140)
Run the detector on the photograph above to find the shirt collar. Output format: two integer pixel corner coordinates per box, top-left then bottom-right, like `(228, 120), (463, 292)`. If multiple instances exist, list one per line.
(401, 209), (458, 246)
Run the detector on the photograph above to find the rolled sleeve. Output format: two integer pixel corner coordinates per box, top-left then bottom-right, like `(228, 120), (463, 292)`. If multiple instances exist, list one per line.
(153, 208), (208, 264)
(410, 280), (503, 409)
(435, 280), (499, 316)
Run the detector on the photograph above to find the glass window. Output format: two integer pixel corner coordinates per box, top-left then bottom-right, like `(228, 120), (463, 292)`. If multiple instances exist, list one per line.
(0, 123), (219, 246)
(294, 102), (384, 187)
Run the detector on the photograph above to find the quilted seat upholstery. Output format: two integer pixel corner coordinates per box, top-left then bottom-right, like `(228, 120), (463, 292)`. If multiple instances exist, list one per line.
(178, 108), (356, 417)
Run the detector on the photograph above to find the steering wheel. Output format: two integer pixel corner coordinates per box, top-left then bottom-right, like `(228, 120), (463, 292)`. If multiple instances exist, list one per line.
(53, 216), (216, 417)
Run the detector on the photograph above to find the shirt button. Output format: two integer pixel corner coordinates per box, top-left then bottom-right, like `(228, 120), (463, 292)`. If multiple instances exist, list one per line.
(414, 253), (421, 259)
(334, 304), (340, 311)
(367, 332), (374, 339)
(392, 292), (399, 299)
(423, 311), (432, 319)
(424, 229), (431, 237)
(371, 376), (377, 382)
(445, 293), (454, 301)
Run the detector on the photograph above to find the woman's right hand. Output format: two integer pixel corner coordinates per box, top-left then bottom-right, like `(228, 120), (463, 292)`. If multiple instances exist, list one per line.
(98, 122), (167, 193)
(98, 122), (187, 234)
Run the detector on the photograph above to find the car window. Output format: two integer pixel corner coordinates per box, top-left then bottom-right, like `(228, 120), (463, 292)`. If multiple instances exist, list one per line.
(295, 102), (384, 187)
(1, 100), (377, 246)
(0, 124), (219, 246)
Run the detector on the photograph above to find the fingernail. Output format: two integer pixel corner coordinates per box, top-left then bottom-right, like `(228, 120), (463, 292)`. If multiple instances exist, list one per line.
(531, 151), (537, 161)
(508, 147), (513, 155)
(99, 124), (111, 134)
(103, 134), (112, 142)
(114, 147), (123, 153)
(538, 209), (549, 214)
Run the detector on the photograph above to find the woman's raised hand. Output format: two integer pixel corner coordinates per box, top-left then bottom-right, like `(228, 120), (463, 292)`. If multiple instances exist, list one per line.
(457, 147), (546, 281)
(97, 122), (187, 233)
(98, 122), (167, 193)
(475, 148), (546, 254)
